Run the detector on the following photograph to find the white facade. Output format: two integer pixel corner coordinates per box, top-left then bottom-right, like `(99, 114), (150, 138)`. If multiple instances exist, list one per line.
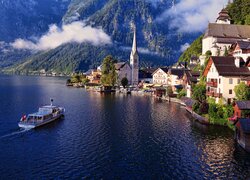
(153, 68), (168, 85)
(206, 63), (243, 103)
(202, 37), (232, 56)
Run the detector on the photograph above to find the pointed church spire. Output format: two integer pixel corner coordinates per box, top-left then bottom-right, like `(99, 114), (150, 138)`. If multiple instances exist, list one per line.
(132, 26), (137, 55)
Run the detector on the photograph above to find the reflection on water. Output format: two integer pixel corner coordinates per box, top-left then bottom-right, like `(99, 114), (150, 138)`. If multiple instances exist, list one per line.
(0, 75), (250, 179)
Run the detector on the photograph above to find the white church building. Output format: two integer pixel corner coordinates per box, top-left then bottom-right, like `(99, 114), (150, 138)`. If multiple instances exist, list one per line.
(200, 8), (250, 64)
(115, 27), (139, 86)
(99, 27), (139, 86)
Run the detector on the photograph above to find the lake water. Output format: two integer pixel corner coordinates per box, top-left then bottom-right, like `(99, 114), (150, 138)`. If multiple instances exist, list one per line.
(0, 75), (250, 179)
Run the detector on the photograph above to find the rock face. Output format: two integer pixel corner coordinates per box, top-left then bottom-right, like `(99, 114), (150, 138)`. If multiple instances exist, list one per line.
(1, 0), (200, 73)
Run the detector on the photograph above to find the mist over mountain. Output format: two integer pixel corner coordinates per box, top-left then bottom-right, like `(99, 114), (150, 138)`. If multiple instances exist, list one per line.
(1, 0), (226, 74)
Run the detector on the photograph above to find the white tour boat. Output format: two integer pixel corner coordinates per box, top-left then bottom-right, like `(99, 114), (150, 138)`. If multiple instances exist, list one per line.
(18, 99), (65, 129)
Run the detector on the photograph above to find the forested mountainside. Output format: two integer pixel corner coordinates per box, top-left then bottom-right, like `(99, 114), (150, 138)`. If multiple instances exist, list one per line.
(2, 0), (200, 74)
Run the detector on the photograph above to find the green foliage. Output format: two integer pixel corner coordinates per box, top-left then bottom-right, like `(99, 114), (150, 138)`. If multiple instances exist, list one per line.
(199, 101), (209, 115)
(121, 77), (128, 88)
(192, 83), (206, 103)
(234, 82), (250, 100)
(177, 89), (186, 99)
(242, 110), (250, 118)
(192, 101), (200, 113)
(178, 35), (203, 62)
(208, 101), (234, 126)
(81, 77), (90, 85)
(245, 14), (250, 25)
(223, 47), (229, 56)
(71, 74), (81, 83)
(205, 50), (212, 57)
(100, 55), (117, 87)
(227, 0), (250, 25)
(166, 86), (173, 95)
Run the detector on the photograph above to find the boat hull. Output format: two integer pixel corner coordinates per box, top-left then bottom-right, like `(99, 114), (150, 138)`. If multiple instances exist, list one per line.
(18, 113), (64, 129)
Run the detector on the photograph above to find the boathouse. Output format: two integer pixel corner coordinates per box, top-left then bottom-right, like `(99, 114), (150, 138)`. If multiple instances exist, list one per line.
(234, 101), (250, 152)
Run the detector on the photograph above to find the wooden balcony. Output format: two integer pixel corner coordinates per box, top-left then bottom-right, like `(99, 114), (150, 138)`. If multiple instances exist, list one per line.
(206, 91), (214, 96)
(214, 93), (222, 98)
(207, 81), (218, 87)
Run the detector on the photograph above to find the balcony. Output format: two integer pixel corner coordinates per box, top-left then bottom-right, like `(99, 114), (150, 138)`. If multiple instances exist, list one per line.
(207, 81), (218, 87)
(206, 91), (222, 98)
(206, 91), (214, 96)
(214, 93), (222, 98)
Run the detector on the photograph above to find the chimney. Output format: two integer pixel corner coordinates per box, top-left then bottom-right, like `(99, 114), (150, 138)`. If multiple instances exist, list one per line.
(235, 57), (241, 68)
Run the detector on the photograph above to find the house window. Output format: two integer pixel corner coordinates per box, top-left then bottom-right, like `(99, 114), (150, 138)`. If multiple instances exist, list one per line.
(219, 79), (221, 84)
(238, 79), (241, 84)
(229, 89), (233, 94)
(229, 78), (233, 84)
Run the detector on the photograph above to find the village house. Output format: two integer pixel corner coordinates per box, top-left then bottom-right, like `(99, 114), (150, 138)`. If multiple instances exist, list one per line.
(152, 67), (168, 85)
(234, 101), (250, 119)
(203, 56), (250, 104)
(182, 71), (200, 98)
(86, 69), (102, 84)
(231, 41), (250, 61)
(139, 68), (156, 84)
(167, 68), (186, 92)
(233, 101), (250, 152)
(200, 8), (250, 64)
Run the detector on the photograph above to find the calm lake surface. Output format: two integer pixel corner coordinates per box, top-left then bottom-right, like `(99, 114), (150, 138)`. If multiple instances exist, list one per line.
(0, 75), (250, 179)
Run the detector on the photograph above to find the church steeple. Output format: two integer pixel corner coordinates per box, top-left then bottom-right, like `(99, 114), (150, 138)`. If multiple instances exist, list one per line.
(130, 25), (139, 86)
(216, 8), (231, 24)
(131, 26), (138, 57)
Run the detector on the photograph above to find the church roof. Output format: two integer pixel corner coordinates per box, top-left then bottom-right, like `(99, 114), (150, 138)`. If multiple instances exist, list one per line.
(216, 8), (231, 21)
(204, 23), (250, 39)
(115, 62), (130, 70)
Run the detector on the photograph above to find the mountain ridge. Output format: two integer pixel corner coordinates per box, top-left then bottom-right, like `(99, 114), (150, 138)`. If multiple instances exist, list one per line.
(1, 0), (201, 74)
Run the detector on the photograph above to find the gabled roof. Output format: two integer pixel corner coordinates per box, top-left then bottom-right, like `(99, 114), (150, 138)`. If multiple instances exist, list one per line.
(115, 62), (130, 70)
(169, 68), (186, 78)
(152, 67), (168, 75)
(236, 41), (250, 50)
(203, 56), (250, 77)
(236, 101), (250, 110)
(185, 71), (200, 84)
(204, 23), (250, 39)
(139, 68), (157, 79)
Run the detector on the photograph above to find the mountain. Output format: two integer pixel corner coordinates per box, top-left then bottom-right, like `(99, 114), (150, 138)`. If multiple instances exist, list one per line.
(0, 0), (70, 42)
(2, 0), (200, 74)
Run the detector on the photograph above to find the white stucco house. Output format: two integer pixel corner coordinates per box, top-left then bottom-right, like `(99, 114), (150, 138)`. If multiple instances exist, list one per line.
(152, 67), (169, 85)
(203, 56), (250, 104)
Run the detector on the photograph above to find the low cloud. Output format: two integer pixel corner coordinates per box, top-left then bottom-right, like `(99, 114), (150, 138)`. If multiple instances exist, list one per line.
(11, 21), (112, 51)
(180, 43), (190, 52)
(120, 46), (159, 55)
(157, 0), (227, 33)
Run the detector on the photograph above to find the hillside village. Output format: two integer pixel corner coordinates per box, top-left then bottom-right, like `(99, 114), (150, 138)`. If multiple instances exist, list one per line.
(67, 7), (250, 151)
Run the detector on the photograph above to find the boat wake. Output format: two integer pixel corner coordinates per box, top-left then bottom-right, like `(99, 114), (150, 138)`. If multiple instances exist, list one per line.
(0, 128), (31, 140)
